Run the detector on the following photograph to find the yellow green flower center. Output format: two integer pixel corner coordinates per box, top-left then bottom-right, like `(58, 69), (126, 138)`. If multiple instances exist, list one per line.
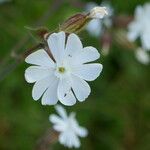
(58, 67), (65, 73)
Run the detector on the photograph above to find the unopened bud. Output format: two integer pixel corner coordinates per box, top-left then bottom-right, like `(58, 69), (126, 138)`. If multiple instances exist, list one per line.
(59, 14), (89, 34)
(59, 7), (108, 34)
(88, 7), (108, 19)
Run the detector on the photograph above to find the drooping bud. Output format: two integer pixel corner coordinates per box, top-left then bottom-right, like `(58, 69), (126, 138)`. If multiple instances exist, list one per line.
(59, 14), (89, 34)
(60, 7), (108, 34)
(88, 7), (108, 19)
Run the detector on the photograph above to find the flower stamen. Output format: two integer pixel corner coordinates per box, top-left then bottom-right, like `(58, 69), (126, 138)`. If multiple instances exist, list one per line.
(58, 67), (65, 73)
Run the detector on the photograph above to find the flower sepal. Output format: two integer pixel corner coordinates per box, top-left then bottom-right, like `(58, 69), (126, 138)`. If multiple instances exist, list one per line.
(25, 26), (49, 42)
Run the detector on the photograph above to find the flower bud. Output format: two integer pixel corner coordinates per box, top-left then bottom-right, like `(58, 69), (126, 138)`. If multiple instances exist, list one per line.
(60, 7), (108, 34)
(59, 14), (90, 34)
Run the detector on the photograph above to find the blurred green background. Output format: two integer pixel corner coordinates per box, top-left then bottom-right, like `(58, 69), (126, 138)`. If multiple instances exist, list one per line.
(0, 0), (150, 149)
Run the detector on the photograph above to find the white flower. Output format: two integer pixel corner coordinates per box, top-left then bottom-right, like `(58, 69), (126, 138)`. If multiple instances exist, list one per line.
(49, 105), (88, 148)
(127, 3), (150, 50)
(135, 48), (149, 65)
(25, 31), (102, 106)
(85, 1), (113, 37)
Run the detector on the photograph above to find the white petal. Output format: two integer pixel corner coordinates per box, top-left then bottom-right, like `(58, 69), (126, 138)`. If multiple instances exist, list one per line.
(71, 75), (91, 102)
(53, 124), (66, 132)
(55, 105), (68, 119)
(59, 132), (80, 148)
(59, 90), (76, 106)
(127, 22), (141, 41)
(57, 78), (71, 103)
(72, 134), (81, 148)
(89, 7), (108, 19)
(59, 132), (75, 148)
(65, 33), (83, 58)
(69, 112), (88, 137)
(49, 114), (64, 124)
(74, 46), (100, 65)
(25, 49), (54, 67)
(144, 3), (150, 14)
(86, 19), (102, 37)
(41, 79), (59, 105)
(75, 126), (88, 137)
(101, 1), (114, 18)
(25, 66), (53, 83)
(65, 132), (75, 148)
(141, 31), (150, 50)
(50, 115), (66, 132)
(68, 133), (80, 148)
(72, 63), (103, 81)
(59, 132), (68, 147)
(135, 48), (149, 64)
(50, 115), (67, 132)
(135, 6), (143, 20)
(32, 73), (55, 100)
(47, 32), (65, 64)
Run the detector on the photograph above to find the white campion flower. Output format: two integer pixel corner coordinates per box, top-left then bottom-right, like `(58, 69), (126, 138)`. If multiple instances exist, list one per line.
(135, 48), (149, 65)
(49, 105), (88, 148)
(25, 31), (102, 106)
(127, 3), (150, 50)
(85, 1), (113, 37)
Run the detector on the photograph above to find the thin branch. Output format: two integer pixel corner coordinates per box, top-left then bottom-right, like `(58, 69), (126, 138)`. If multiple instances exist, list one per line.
(67, 0), (85, 8)
(0, 0), (64, 81)
(35, 128), (58, 150)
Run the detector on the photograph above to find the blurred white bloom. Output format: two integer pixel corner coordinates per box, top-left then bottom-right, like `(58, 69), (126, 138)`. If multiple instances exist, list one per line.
(85, 1), (113, 37)
(89, 6), (108, 19)
(25, 31), (102, 106)
(135, 48), (149, 65)
(49, 105), (88, 148)
(127, 3), (150, 50)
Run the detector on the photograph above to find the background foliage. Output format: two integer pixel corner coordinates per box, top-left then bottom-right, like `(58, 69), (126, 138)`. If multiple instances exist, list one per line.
(0, 0), (150, 150)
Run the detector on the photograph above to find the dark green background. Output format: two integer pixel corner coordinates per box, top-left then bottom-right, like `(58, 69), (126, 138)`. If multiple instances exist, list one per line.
(0, 0), (150, 149)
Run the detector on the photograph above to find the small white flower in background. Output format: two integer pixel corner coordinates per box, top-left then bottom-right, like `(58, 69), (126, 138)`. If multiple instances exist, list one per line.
(85, 1), (113, 37)
(49, 105), (88, 148)
(135, 48), (149, 65)
(25, 31), (102, 106)
(127, 3), (150, 50)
